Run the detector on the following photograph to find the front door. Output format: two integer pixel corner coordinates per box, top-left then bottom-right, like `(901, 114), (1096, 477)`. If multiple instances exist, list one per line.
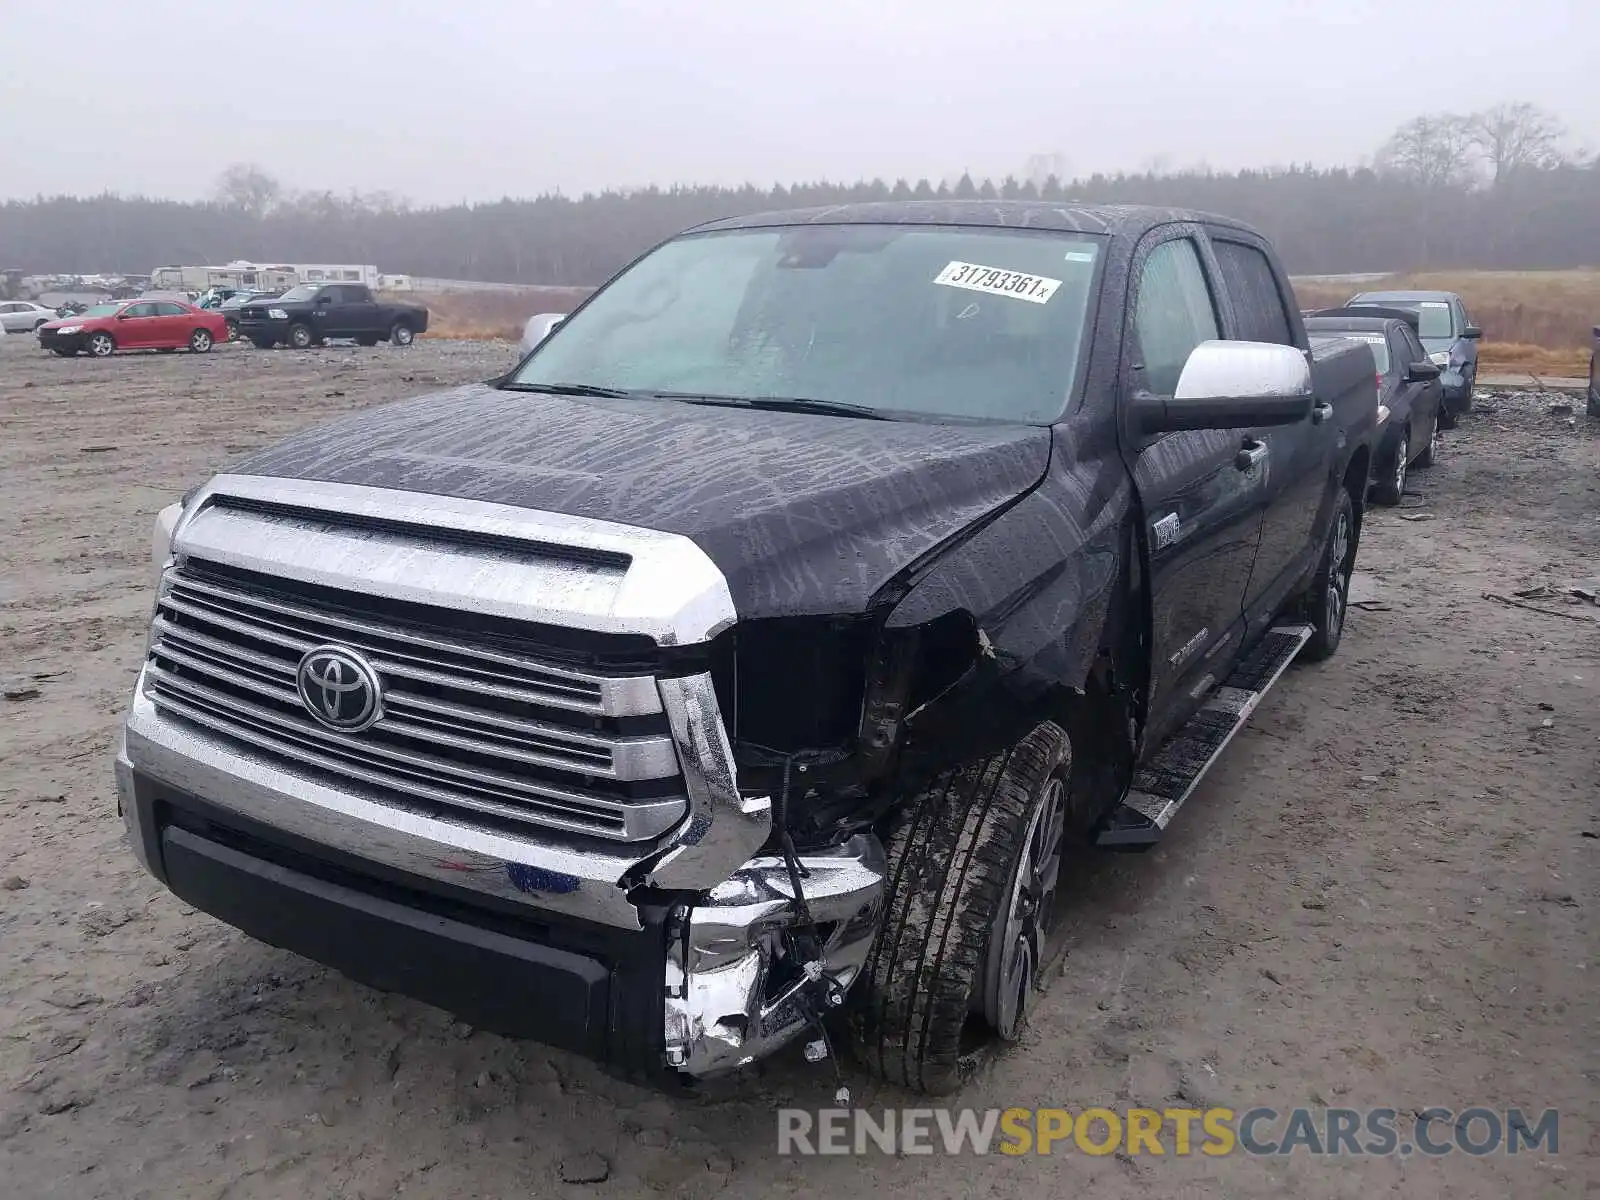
(116, 301), (161, 348)
(1123, 230), (1265, 746)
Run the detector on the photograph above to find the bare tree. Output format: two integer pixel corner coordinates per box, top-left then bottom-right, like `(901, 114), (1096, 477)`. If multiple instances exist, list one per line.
(1468, 102), (1566, 186)
(215, 163), (281, 218)
(1377, 115), (1477, 187)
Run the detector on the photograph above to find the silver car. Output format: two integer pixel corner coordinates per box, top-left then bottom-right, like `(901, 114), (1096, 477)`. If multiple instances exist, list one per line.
(0, 301), (57, 334)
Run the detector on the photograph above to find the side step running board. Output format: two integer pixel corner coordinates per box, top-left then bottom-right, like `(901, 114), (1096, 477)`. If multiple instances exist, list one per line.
(1096, 623), (1313, 848)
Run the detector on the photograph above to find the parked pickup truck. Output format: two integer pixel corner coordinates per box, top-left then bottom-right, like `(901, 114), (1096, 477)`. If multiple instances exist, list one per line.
(119, 202), (1376, 1096)
(236, 283), (428, 349)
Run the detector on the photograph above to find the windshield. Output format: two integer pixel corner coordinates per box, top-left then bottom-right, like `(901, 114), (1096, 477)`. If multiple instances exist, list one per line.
(277, 285), (320, 302)
(507, 225), (1105, 422)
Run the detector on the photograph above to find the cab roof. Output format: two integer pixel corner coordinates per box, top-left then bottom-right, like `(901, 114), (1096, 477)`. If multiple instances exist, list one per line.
(688, 200), (1259, 239)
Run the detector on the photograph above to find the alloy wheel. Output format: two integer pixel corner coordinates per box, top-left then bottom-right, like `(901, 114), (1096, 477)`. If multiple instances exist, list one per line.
(982, 776), (1067, 1041)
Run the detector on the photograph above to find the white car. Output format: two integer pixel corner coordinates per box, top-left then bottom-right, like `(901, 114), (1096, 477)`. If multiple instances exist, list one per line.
(519, 312), (565, 357)
(0, 301), (57, 334)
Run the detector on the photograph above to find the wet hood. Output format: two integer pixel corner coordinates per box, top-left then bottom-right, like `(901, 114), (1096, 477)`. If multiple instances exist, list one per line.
(227, 383), (1053, 619)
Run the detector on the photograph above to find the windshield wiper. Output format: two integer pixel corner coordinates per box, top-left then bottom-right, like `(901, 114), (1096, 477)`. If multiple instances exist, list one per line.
(500, 381), (638, 398)
(651, 391), (896, 421)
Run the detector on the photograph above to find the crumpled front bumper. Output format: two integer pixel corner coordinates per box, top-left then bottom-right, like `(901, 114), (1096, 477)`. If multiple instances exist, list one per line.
(664, 835), (887, 1076)
(117, 691), (889, 1081)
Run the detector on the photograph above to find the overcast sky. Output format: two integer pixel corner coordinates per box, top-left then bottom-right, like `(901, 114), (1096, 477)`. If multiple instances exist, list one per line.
(1, 0), (1593, 205)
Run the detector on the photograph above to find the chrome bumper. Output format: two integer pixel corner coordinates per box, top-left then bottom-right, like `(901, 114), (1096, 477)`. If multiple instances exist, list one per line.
(664, 834), (887, 1077)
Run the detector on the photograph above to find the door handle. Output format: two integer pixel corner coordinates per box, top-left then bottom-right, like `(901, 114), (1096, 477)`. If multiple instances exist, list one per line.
(1234, 440), (1268, 471)
(1311, 401), (1334, 425)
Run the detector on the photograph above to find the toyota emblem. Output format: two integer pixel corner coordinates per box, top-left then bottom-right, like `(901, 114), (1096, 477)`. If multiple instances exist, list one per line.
(295, 645), (383, 732)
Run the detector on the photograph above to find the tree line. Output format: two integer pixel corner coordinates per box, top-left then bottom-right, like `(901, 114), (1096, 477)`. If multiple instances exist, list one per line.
(2, 103), (1593, 283)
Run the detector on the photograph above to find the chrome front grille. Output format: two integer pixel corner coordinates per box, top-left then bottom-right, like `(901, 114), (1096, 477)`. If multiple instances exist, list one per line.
(144, 564), (689, 842)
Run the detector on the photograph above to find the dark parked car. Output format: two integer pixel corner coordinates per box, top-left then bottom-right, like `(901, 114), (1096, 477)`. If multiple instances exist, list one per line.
(1306, 307), (1444, 504)
(236, 283), (428, 349)
(1589, 325), (1598, 418)
(216, 291), (279, 342)
(1346, 289), (1481, 418)
(123, 202), (1377, 1095)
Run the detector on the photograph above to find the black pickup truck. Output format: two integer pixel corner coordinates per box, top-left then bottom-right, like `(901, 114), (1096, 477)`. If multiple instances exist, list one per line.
(120, 202), (1376, 1096)
(236, 283), (429, 349)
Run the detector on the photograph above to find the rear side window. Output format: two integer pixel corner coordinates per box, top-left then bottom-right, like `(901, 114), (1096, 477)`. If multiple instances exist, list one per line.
(155, 302), (187, 316)
(1211, 239), (1293, 346)
(1133, 239), (1219, 396)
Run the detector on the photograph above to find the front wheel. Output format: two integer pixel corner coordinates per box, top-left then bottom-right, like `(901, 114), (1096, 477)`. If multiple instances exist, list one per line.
(389, 322), (414, 346)
(287, 323), (314, 350)
(849, 723), (1070, 1095)
(189, 328), (213, 354)
(87, 331), (115, 358)
(1298, 488), (1356, 663)
(225, 319), (239, 342)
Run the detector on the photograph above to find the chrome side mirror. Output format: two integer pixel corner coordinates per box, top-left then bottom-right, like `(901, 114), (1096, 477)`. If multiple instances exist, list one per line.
(1133, 341), (1315, 434)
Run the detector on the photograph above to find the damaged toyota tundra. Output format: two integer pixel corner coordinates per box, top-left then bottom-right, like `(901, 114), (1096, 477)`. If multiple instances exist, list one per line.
(117, 202), (1377, 1095)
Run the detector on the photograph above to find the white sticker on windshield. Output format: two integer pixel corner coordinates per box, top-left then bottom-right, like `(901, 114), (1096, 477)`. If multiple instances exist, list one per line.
(1419, 301), (1448, 308)
(933, 261), (1062, 304)
(1064, 250), (1096, 263)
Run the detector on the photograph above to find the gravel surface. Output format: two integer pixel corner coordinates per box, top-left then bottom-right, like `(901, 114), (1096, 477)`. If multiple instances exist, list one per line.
(1, 339), (1596, 1198)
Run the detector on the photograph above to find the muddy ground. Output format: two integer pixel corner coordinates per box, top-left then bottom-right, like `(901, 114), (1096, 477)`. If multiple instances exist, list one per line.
(1, 336), (1595, 1198)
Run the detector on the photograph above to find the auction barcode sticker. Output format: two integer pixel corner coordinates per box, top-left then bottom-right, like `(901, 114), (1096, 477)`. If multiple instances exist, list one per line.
(933, 261), (1062, 304)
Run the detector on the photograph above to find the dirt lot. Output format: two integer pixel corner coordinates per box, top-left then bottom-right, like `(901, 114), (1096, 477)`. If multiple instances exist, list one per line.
(1, 336), (1595, 1199)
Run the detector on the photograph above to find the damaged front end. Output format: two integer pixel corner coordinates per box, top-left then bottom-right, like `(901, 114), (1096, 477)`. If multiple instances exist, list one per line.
(656, 606), (1011, 1080)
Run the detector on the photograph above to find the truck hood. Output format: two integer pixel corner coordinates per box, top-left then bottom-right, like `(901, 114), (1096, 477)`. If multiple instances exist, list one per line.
(227, 383), (1052, 619)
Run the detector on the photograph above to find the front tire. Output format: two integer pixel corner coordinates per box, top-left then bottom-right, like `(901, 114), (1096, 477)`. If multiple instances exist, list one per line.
(189, 328), (213, 354)
(850, 723), (1070, 1095)
(287, 322), (314, 350)
(389, 321), (414, 346)
(87, 331), (115, 358)
(1298, 488), (1356, 663)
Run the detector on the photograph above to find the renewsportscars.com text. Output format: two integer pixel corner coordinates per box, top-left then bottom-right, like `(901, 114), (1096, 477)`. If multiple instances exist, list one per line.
(777, 1106), (1559, 1157)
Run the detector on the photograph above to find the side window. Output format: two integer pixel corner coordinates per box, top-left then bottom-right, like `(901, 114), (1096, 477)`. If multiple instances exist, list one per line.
(1132, 238), (1219, 397)
(1452, 299), (1468, 332)
(1400, 326), (1426, 362)
(1210, 239), (1294, 346)
(124, 303), (157, 318)
(156, 302), (187, 316)
(346, 286), (371, 303)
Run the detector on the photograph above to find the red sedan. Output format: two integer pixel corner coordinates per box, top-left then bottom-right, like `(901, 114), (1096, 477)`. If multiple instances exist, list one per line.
(37, 298), (230, 358)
